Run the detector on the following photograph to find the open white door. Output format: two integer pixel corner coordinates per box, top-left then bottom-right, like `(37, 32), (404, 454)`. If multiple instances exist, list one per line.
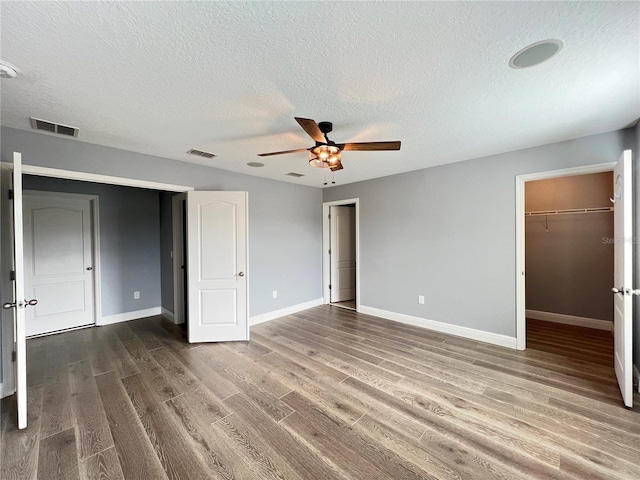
(2, 153), (29, 428)
(612, 150), (634, 408)
(186, 191), (248, 343)
(330, 206), (356, 303)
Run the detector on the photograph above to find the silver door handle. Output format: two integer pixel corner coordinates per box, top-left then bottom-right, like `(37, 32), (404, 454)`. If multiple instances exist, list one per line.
(612, 287), (640, 295)
(2, 299), (36, 309)
(238, 272), (245, 277)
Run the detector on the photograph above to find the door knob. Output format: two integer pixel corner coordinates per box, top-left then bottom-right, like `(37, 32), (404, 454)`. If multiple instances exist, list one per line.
(26, 299), (38, 306)
(238, 272), (245, 277)
(2, 302), (16, 309)
(86, 267), (93, 271)
(612, 287), (624, 294)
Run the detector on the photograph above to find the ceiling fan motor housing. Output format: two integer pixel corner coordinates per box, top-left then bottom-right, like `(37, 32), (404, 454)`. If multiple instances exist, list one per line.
(318, 121), (333, 135)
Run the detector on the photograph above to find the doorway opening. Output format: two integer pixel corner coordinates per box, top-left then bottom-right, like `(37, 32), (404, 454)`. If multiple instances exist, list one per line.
(515, 162), (616, 350)
(515, 156), (638, 408)
(523, 172), (614, 367)
(323, 198), (359, 312)
(1, 162), (192, 399)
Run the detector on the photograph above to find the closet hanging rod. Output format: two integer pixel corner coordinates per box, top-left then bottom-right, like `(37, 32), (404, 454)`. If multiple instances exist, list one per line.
(525, 206), (613, 217)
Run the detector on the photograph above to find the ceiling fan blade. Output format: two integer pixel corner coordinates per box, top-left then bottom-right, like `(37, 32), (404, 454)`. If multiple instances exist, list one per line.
(329, 161), (343, 172)
(295, 117), (325, 143)
(339, 141), (401, 151)
(257, 148), (309, 157)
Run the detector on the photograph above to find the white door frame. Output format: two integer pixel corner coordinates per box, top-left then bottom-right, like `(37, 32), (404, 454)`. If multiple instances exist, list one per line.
(323, 198), (360, 310)
(515, 162), (616, 350)
(23, 190), (102, 331)
(1, 163), (193, 398)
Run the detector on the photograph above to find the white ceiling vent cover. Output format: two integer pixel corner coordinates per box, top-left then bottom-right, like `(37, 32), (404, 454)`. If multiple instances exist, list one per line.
(187, 148), (217, 159)
(30, 117), (79, 137)
(285, 172), (305, 177)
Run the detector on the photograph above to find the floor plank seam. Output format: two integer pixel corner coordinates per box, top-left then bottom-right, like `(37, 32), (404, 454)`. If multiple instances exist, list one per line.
(351, 413), (365, 427)
(277, 410), (297, 424)
(279, 389), (295, 400)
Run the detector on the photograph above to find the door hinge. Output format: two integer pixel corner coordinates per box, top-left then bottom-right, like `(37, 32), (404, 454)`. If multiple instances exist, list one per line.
(328, 249), (331, 255)
(329, 284), (332, 289)
(12, 351), (16, 362)
(8, 189), (13, 200)
(10, 270), (16, 281)
(328, 214), (331, 220)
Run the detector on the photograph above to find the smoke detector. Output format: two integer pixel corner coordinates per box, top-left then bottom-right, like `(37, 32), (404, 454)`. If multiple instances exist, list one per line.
(0, 61), (19, 78)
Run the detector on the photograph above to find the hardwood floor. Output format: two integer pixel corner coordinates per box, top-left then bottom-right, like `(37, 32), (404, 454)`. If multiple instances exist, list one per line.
(2, 306), (639, 479)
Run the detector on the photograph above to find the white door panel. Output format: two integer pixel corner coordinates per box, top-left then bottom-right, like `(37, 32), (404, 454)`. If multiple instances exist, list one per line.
(187, 191), (248, 343)
(612, 150), (633, 408)
(23, 194), (95, 337)
(7, 153), (28, 428)
(330, 206), (356, 302)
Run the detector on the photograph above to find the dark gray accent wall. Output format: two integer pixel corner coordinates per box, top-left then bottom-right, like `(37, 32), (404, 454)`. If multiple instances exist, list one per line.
(323, 129), (635, 338)
(159, 192), (175, 313)
(22, 175), (162, 316)
(0, 127), (323, 319)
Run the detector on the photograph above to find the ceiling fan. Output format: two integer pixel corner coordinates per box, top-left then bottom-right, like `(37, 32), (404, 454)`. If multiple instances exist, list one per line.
(258, 117), (401, 173)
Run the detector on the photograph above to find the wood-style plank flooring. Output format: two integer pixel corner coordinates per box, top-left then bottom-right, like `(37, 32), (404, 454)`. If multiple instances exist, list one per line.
(2, 306), (639, 479)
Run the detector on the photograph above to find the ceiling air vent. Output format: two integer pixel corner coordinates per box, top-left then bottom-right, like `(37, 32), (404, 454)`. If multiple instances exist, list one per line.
(187, 148), (217, 159)
(30, 117), (79, 137)
(285, 172), (305, 178)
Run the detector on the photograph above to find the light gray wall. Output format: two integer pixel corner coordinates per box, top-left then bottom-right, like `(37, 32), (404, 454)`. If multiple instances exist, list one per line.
(22, 175), (162, 316)
(324, 128), (635, 338)
(525, 174), (614, 321)
(1, 127), (323, 319)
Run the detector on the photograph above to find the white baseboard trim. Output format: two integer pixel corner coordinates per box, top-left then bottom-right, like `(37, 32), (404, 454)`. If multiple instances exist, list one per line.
(359, 305), (517, 349)
(526, 309), (612, 331)
(634, 364), (640, 394)
(100, 307), (162, 326)
(250, 298), (324, 326)
(161, 307), (179, 324)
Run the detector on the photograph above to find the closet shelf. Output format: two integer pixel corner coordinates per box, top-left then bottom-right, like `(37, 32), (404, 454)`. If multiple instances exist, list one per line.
(525, 207), (613, 217)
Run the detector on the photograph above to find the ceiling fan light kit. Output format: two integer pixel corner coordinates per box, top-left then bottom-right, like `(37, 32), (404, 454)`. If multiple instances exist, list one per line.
(258, 117), (401, 181)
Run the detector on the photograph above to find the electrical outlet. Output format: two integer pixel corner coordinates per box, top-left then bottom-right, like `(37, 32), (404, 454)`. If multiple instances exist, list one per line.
(418, 295), (424, 305)
(134, 291), (140, 300)
(273, 290), (278, 299)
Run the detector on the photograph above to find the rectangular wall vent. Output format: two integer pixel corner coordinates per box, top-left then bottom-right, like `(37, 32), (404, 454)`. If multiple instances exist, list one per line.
(187, 148), (217, 159)
(30, 117), (79, 137)
(285, 172), (305, 177)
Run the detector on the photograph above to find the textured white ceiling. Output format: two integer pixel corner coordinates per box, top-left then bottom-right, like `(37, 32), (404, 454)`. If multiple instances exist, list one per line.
(1, 1), (638, 187)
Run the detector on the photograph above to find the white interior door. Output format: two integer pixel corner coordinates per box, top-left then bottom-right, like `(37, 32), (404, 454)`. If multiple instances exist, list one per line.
(186, 191), (248, 343)
(612, 149), (633, 408)
(23, 193), (95, 337)
(330, 206), (356, 303)
(4, 153), (29, 428)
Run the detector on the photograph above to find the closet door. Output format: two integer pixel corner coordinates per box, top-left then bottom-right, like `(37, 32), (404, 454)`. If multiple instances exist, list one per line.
(186, 191), (249, 343)
(612, 150), (633, 408)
